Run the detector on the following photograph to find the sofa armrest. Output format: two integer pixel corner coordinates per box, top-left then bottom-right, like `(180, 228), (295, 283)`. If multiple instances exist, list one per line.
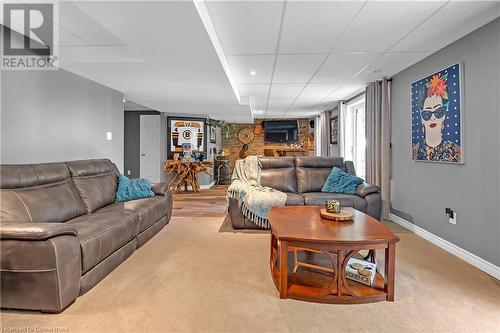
(1, 228), (81, 312)
(0, 222), (78, 241)
(356, 182), (380, 197)
(151, 182), (169, 196)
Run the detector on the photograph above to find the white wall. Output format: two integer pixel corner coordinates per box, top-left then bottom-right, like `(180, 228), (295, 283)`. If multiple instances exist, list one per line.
(1, 68), (124, 171)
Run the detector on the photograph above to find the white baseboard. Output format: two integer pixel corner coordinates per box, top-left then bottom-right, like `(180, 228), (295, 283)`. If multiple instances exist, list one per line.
(389, 214), (500, 280)
(186, 181), (215, 191)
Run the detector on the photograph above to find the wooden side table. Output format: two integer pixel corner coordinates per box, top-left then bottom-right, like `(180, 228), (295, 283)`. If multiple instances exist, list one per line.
(163, 160), (213, 192)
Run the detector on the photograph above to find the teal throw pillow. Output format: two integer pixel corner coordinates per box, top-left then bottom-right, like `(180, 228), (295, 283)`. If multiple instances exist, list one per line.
(321, 167), (364, 194)
(116, 174), (155, 202)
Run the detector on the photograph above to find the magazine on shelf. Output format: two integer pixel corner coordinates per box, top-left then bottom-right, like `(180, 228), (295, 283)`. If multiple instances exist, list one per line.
(345, 257), (377, 286)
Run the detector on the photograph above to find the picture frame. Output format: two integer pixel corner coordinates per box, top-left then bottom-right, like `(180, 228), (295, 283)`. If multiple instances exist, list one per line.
(209, 125), (217, 143)
(330, 115), (339, 145)
(167, 116), (207, 160)
(410, 62), (464, 164)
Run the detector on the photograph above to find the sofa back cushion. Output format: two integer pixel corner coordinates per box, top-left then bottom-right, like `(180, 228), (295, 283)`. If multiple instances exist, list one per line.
(0, 163), (86, 223)
(66, 159), (119, 213)
(260, 157), (297, 193)
(296, 157), (350, 193)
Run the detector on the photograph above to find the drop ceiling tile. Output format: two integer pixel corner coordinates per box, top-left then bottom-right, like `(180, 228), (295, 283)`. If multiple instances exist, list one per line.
(290, 99), (319, 110)
(273, 54), (325, 83)
(268, 99), (295, 111)
(269, 84), (306, 100)
(299, 83), (340, 100)
(205, 1), (284, 55)
(227, 55), (274, 84)
(390, 1), (500, 52)
(312, 53), (379, 83)
(355, 52), (433, 83)
(334, 1), (446, 52)
(238, 84), (270, 100)
(279, 1), (364, 54)
(322, 84), (365, 102)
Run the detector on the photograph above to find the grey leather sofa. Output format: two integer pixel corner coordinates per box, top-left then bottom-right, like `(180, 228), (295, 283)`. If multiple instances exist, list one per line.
(228, 156), (381, 229)
(0, 159), (173, 313)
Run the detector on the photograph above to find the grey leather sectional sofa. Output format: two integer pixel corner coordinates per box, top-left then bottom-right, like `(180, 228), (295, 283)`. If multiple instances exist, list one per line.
(228, 156), (381, 229)
(0, 159), (173, 313)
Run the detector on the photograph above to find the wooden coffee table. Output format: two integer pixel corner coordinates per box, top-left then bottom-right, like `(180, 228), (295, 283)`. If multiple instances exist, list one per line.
(268, 206), (399, 304)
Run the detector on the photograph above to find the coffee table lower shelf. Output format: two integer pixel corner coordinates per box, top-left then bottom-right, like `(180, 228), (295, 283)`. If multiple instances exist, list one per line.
(271, 263), (387, 304)
(269, 233), (395, 304)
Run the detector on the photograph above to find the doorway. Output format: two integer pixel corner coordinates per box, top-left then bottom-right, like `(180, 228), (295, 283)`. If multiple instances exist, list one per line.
(140, 115), (161, 182)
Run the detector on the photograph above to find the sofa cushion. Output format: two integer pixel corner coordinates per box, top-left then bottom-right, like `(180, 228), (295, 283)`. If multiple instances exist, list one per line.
(260, 157), (297, 193)
(67, 212), (138, 273)
(285, 193), (305, 206)
(66, 159), (119, 213)
(302, 192), (368, 212)
(261, 168), (297, 193)
(115, 174), (154, 202)
(295, 157), (347, 193)
(0, 163), (86, 223)
(321, 167), (363, 194)
(97, 196), (168, 234)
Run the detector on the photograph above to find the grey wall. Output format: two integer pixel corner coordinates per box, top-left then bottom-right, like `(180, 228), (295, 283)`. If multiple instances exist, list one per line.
(1, 68), (124, 171)
(124, 110), (161, 179)
(391, 18), (499, 266)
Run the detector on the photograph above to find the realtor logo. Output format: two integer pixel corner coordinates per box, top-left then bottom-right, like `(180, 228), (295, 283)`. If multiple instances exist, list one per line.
(1, 2), (59, 70)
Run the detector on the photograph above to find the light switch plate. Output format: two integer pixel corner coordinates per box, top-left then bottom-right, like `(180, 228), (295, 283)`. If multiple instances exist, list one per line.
(106, 132), (112, 140)
(449, 212), (457, 225)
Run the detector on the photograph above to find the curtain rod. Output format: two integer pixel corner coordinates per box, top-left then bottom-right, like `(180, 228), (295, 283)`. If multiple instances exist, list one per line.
(343, 91), (365, 104)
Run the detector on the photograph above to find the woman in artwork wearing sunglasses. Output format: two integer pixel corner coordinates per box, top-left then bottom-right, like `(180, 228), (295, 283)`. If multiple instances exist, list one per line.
(412, 74), (461, 162)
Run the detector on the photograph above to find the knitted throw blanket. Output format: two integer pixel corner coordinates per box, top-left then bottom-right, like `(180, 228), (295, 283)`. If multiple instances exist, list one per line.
(227, 156), (287, 229)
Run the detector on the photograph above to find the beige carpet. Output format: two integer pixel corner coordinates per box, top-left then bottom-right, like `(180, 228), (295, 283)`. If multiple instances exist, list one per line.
(1, 216), (499, 333)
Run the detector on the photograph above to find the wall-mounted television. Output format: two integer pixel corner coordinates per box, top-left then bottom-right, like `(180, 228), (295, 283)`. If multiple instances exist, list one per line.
(264, 120), (299, 142)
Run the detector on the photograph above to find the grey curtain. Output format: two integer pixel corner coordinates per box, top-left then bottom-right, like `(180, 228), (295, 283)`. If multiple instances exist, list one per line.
(315, 111), (330, 157)
(365, 78), (391, 219)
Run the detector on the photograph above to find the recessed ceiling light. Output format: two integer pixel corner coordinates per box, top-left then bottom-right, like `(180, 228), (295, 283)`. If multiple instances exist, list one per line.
(123, 99), (126, 102)
(250, 70), (257, 76)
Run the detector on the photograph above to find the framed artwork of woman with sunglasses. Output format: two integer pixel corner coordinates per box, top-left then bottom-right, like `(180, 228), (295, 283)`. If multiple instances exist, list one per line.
(411, 63), (463, 163)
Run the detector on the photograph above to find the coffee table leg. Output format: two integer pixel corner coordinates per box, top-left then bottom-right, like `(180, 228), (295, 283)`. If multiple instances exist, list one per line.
(385, 243), (395, 301)
(279, 240), (288, 299)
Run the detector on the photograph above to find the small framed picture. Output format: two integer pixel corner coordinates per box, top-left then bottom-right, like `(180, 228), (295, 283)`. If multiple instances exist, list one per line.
(210, 126), (217, 143)
(330, 115), (339, 145)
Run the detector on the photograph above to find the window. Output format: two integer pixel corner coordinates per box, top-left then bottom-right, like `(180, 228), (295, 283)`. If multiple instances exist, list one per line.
(342, 96), (366, 179)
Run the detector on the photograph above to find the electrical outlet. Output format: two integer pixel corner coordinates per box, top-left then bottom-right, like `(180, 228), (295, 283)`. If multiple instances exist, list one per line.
(446, 208), (456, 225)
(127, 170), (131, 175)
